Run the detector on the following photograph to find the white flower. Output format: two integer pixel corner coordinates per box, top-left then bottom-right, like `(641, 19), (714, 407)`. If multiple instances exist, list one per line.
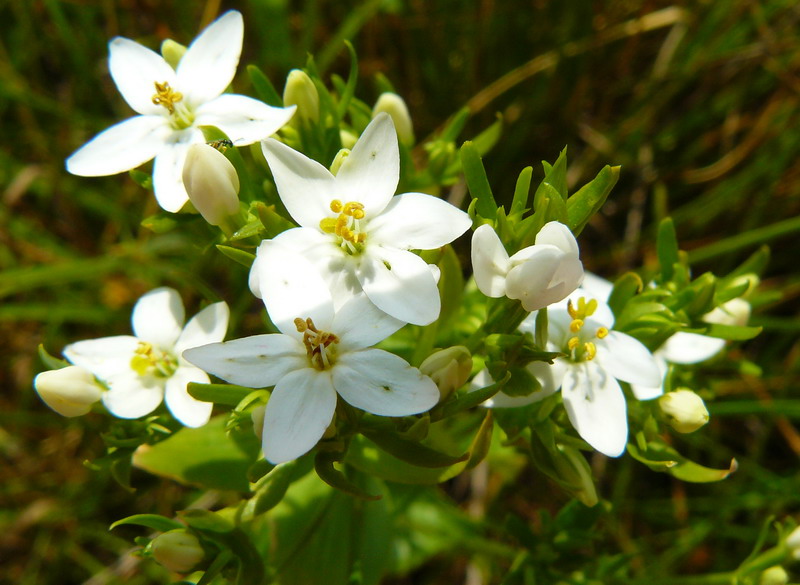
(488, 290), (661, 457)
(34, 365), (104, 417)
(182, 143), (240, 226)
(66, 11), (295, 213)
(64, 287), (229, 427)
(251, 113), (471, 325)
(185, 243), (440, 464)
(471, 222), (584, 311)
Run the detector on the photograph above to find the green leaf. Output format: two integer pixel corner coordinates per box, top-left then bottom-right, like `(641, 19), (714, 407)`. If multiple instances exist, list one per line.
(196, 550), (235, 585)
(141, 212), (180, 234)
(440, 107), (470, 142)
(657, 217), (680, 281)
(566, 165), (620, 235)
(250, 457), (313, 515)
(216, 245), (256, 268)
(436, 244), (464, 332)
(360, 429), (468, 469)
(247, 64), (283, 107)
(253, 202), (296, 238)
(701, 323), (762, 341)
(470, 113), (503, 156)
(335, 40), (359, 122)
(187, 383), (256, 407)
(627, 441), (738, 483)
(460, 141), (497, 221)
(178, 509), (235, 534)
(315, 452), (382, 500)
(132, 416), (260, 491)
(434, 372), (509, 420)
(110, 514), (184, 533)
(510, 166), (533, 218)
(38, 344), (69, 370)
(606, 272), (643, 317)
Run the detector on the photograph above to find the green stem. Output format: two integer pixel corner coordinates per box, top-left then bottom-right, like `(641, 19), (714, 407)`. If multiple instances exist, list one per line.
(687, 214), (800, 263)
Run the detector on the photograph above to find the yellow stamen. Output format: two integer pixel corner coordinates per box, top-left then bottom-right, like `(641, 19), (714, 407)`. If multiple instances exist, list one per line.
(319, 199), (368, 252)
(584, 342), (597, 360)
(570, 319), (584, 333)
(568, 336), (580, 351)
(330, 199), (343, 213)
(151, 81), (183, 114)
(596, 327), (609, 339)
(295, 317), (339, 370)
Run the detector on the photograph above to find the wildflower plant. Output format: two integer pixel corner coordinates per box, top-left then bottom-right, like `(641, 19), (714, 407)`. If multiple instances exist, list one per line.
(30, 8), (790, 585)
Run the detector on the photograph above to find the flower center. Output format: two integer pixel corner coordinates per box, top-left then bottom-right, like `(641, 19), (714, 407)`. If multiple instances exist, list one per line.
(564, 297), (609, 362)
(130, 341), (178, 378)
(151, 81), (194, 129)
(319, 199), (367, 254)
(295, 317), (340, 370)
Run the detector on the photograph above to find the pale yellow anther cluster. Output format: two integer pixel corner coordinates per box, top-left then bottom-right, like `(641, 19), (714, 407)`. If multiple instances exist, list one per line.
(151, 81), (183, 114)
(294, 317), (340, 370)
(130, 341), (178, 378)
(565, 297), (609, 362)
(319, 199), (367, 252)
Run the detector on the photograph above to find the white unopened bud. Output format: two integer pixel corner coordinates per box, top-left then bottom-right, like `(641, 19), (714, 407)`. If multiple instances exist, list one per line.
(759, 566), (789, 585)
(658, 389), (709, 433)
(251, 405), (265, 441)
(704, 297), (751, 328)
(34, 366), (103, 417)
(161, 39), (187, 69)
(419, 346), (473, 401)
(373, 93), (415, 145)
(330, 148), (351, 176)
(283, 69), (319, 125)
(785, 526), (800, 560)
(339, 130), (358, 149)
(151, 530), (205, 573)
(182, 144), (240, 226)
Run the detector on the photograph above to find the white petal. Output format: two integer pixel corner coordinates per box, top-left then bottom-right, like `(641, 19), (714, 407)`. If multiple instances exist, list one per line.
(261, 138), (336, 227)
(262, 368), (337, 464)
(164, 366), (213, 427)
(629, 354), (667, 401)
(182, 334), (307, 388)
(368, 192), (471, 250)
(153, 139), (198, 212)
(175, 302), (230, 354)
(595, 331), (662, 387)
(359, 247), (440, 325)
(177, 10), (243, 106)
(132, 287), (185, 349)
(333, 349), (439, 416)
(561, 362), (628, 457)
(471, 224), (510, 298)
(64, 336), (140, 380)
(102, 372), (164, 419)
(254, 241), (335, 336)
(534, 221), (579, 257)
(506, 247), (584, 312)
(659, 332), (725, 364)
(108, 37), (176, 115)
(195, 95), (295, 145)
(66, 116), (171, 177)
(334, 113), (399, 216)
(332, 293), (405, 351)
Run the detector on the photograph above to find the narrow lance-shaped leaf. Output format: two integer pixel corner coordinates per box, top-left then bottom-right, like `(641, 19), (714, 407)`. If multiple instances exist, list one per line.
(360, 429), (468, 468)
(216, 245), (255, 268)
(510, 166), (533, 218)
(335, 40), (359, 122)
(110, 514), (184, 533)
(247, 64), (283, 107)
(314, 451), (381, 500)
(657, 217), (680, 282)
(187, 382), (255, 407)
(566, 165), (620, 235)
(607, 272), (643, 317)
(460, 141), (497, 221)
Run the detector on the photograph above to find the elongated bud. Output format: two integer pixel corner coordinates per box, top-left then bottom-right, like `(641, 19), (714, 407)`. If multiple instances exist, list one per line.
(658, 389), (709, 433)
(151, 530), (205, 573)
(704, 297), (751, 327)
(759, 566), (788, 585)
(330, 149), (351, 176)
(283, 69), (319, 125)
(182, 144), (240, 226)
(419, 346), (473, 401)
(785, 526), (800, 560)
(339, 130), (358, 149)
(251, 404), (265, 441)
(161, 39), (187, 69)
(373, 93), (415, 145)
(34, 366), (103, 417)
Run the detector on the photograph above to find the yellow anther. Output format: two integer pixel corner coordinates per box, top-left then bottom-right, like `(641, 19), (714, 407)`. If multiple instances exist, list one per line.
(568, 336), (580, 351)
(319, 217), (338, 234)
(356, 232), (367, 244)
(596, 327), (609, 339)
(567, 297), (599, 321)
(294, 317), (309, 332)
(343, 201), (364, 217)
(295, 317), (340, 369)
(351, 208), (365, 219)
(151, 81), (183, 114)
(330, 199), (343, 213)
(320, 199), (367, 252)
(570, 319), (584, 333)
(584, 342), (597, 360)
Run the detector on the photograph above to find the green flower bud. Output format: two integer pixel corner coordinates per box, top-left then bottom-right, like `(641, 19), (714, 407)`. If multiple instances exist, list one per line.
(658, 389), (709, 433)
(251, 404), (265, 441)
(373, 93), (415, 145)
(283, 69), (319, 125)
(704, 297), (751, 327)
(151, 530), (205, 574)
(339, 130), (358, 149)
(34, 366), (103, 417)
(329, 148), (351, 176)
(182, 144), (240, 226)
(759, 566), (789, 585)
(161, 39), (187, 69)
(786, 526), (800, 560)
(419, 346), (473, 401)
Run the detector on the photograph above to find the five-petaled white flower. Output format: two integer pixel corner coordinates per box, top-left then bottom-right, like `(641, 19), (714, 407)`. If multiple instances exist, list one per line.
(64, 287), (229, 427)
(471, 222), (584, 311)
(250, 113), (471, 326)
(185, 243), (440, 464)
(487, 290), (661, 457)
(66, 11), (295, 213)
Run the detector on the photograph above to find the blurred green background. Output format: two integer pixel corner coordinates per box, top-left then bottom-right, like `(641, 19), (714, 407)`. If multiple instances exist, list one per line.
(2, 1), (800, 583)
